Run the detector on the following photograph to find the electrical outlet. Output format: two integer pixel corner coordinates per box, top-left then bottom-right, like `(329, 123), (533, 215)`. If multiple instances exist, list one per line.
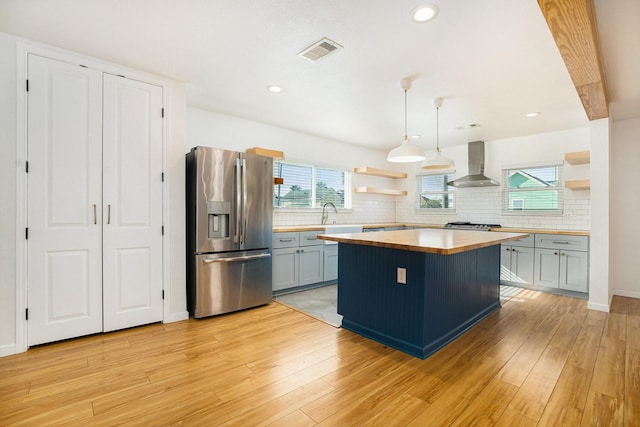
(397, 267), (407, 284)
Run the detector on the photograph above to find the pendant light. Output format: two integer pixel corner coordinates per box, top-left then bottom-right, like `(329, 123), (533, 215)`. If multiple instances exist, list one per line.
(421, 97), (455, 170)
(387, 78), (426, 163)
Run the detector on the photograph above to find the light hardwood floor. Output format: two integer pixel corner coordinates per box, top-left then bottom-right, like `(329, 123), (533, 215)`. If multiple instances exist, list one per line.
(1, 290), (639, 426)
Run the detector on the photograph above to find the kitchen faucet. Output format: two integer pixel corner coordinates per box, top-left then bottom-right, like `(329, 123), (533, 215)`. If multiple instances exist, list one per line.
(321, 202), (338, 225)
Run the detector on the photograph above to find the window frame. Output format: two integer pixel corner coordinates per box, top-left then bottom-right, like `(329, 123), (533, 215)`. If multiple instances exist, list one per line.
(273, 160), (352, 210)
(502, 162), (563, 215)
(416, 171), (456, 213)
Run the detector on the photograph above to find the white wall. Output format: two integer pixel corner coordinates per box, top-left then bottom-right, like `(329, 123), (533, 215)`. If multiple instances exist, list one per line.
(187, 107), (398, 226)
(588, 118), (611, 312)
(0, 33), (188, 356)
(0, 34), (18, 355)
(611, 117), (640, 298)
(396, 128), (591, 230)
(187, 109), (594, 231)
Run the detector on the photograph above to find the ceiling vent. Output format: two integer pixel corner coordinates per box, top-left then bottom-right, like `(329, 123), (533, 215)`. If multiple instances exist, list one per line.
(297, 38), (343, 62)
(455, 123), (482, 130)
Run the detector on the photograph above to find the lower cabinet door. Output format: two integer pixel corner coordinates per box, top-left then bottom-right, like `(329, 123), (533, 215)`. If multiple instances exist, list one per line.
(323, 244), (339, 282)
(559, 250), (589, 292)
(272, 247), (298, 291)
(500, 246), (513, 282)
(511, 246), (535, 284)
(299, 245), (324, 286)
(534, 248), (560, 288)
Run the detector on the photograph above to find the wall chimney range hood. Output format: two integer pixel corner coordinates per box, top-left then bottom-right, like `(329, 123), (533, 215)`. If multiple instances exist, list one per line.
(447, 141), (500, 187)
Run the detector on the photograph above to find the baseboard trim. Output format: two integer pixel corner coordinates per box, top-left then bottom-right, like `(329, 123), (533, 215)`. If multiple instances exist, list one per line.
(0, 343), (17, 358)
(587, 301), (610, 312)
(612, 288), (640, 299)
(164, 311), (189, 323)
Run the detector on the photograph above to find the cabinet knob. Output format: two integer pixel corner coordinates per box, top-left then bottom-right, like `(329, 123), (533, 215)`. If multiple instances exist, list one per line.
(554, 252), (558, 255)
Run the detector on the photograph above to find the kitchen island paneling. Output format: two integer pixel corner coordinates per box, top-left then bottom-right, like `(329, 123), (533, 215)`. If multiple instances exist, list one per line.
(319, 229), (528, 359)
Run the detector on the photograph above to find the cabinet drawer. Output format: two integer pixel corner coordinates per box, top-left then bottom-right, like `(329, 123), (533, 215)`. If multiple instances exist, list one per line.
(299, 230), (323, 247)
(508, 234), (534, 247)
(535, 234), (588, 251)
(272, 232), (299, 248)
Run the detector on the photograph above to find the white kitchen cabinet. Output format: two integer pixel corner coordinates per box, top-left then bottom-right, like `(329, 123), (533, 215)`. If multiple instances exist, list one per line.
(299, 244), (324, 285)
(272, 247), (299, 291)
(501, 245), (535, 284)
(533, 235), (589, 292)
(299, 231), (325, 285)
(500, 235), (535, 284)
(272, 231), (325, 292)
(559, 250), (589, 292)
(534, 248), (562, 287)
(323, 244), (339, 282)
(26, 54), (164, 345)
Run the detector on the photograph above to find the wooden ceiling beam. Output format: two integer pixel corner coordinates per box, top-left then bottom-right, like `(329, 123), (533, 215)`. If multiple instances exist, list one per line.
(538, 0), (609, 120)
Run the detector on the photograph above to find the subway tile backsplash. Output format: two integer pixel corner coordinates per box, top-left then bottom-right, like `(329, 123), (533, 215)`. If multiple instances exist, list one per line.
(273, 193), (396, 227)
(397, 187), (590, 231)
(273, 187), (590, 231)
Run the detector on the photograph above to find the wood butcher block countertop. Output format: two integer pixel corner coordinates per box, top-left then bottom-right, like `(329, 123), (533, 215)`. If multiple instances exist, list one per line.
(273, 224), (588, 236)
(317, 228), (529, 255)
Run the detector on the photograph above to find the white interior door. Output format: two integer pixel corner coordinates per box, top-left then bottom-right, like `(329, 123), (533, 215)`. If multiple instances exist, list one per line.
(102, 74), (164, 332)
(27, 54), (103, 346)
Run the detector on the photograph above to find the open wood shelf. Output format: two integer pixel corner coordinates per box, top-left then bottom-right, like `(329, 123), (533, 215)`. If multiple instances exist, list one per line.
(564, 179), (591, 190)
(246, 147), (284, 158)
(353, 166), (407, 179)
(354, 186), (407, 196)
(564, 151), (590, 165)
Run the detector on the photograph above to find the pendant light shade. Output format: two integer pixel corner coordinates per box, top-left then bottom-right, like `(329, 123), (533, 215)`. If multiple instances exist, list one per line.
(421, 97), (455, 170)
(387, 78), (426, 163)
(421, 147), (455, 170)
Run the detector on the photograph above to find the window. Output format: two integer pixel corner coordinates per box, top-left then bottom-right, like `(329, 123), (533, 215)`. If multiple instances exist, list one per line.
(273, 160), (351, 209)
(503, 164), (563, 213)
(417, 173), (455, 211)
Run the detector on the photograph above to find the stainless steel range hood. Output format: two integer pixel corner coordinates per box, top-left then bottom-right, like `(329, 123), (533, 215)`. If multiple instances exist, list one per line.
(447, 141), (500, 187)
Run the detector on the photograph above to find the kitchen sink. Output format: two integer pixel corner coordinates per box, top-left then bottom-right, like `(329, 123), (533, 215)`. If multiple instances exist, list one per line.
(322, 224), (363, 234)
(321, 224), (363, 244)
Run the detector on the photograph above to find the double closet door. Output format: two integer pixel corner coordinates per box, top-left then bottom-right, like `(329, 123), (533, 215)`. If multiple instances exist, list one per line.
(27, 54), (164, 346)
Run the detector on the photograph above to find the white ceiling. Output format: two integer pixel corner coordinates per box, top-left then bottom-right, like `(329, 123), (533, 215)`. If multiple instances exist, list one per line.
(0, 0), (636, 152)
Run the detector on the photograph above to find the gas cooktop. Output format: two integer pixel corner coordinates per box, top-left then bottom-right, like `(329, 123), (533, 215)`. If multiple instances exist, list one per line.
(443, 222), (501, 231)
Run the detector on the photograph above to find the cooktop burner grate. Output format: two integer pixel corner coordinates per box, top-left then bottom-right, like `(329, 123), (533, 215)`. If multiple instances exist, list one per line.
(443, 222), (501, 231)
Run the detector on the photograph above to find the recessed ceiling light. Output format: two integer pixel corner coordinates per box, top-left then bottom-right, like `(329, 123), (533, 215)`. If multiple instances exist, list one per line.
(411, 4), (439, 23)
(267, 85), (283, 93)
(525, 112), (540, 118)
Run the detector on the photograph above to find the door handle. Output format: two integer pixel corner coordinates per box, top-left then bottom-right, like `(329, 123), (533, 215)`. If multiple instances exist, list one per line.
(202, 253), (271, 264)
(93, 204), (97, 225)
(107, 204), (111, 224)
(242, 158), (247, 245)
(235, 158), (241, 244)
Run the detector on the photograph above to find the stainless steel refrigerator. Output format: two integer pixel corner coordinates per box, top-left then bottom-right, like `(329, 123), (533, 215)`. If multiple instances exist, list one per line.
(186, 146), (273, 318)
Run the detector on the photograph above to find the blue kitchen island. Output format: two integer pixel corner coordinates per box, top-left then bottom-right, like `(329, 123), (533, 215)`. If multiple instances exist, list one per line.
(318, 228), (528, 359)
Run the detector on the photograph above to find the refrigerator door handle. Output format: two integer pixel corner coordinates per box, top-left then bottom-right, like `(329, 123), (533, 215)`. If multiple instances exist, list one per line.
(242, 158), (248, 246)
(202, 253), (271, 264)
(234, 158), (241, 244)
